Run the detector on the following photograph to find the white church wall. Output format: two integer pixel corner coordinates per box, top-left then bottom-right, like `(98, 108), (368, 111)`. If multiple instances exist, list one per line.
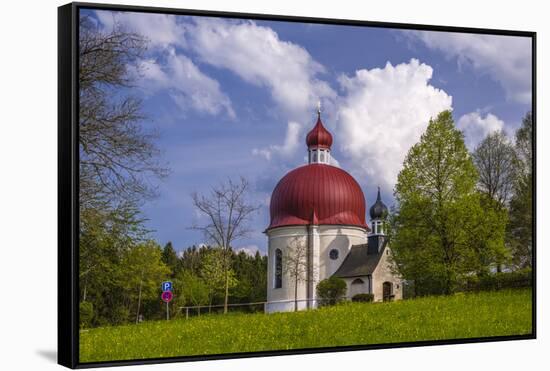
(317, 225), (367, 279)
(266, 225), (368, 313)
(266, 226), (309, 313)
(346, 276), (371, 298)
(308, 225), (320, 309)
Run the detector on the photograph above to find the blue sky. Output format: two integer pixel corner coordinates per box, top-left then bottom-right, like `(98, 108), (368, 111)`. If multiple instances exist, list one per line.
(82, 9), (532, 255)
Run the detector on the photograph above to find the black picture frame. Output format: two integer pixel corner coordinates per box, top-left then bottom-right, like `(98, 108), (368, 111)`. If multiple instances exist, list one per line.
(58, 2), (537, 368)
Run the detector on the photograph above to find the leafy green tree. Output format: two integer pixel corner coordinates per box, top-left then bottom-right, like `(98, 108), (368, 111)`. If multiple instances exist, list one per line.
(508, 112), (533, 268)
(175, 271), (210, 315)
(515, 112), (533, 172)
(463, 194), (509, 275)
(391, 110), (507, 295)
(201, 248), (237, 312)
(121, 241), (171, 323)
(79, 203), (151, 326)
(316, 277), (347, 306)
(79, 302), (94, 329)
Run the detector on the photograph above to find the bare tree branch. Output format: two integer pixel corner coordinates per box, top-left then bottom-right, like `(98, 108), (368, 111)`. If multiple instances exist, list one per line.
(79, 15), (168, 210)
(189, 177), (260, 313)
(473, 130), (518, 208)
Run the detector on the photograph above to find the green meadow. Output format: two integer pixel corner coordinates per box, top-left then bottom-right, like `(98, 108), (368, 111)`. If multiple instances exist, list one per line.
(80, 289), (532, 363)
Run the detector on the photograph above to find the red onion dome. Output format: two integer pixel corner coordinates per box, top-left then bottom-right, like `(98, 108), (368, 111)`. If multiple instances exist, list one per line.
(268, 164), (367, 230)
(306, 116), (333, 149)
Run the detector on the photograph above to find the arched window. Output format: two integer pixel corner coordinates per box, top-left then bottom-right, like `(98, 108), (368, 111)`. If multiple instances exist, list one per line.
(351, 278), (364, 285)
(320, 151), (325, 162)
(275, 249), (282, 289)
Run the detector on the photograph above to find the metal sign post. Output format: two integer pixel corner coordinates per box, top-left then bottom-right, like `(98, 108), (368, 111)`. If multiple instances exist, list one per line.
(161, 291), (173, 319)
(161, 281), (173, 320)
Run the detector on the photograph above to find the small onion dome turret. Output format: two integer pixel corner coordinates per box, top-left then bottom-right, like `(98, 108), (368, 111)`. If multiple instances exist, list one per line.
(306, 114), (333, 150)
(369, 187), (388, 220)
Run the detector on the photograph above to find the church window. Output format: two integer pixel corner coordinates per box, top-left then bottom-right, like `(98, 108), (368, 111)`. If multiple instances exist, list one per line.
(275, 249), (282, 289)
(320, 151), (325, 162)
(329, 249), (339, 260)
(351, 278), (364, 285)
(313, 151), (317, 162)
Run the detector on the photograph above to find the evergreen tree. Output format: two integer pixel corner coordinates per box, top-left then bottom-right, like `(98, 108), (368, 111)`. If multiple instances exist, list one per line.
(161, 242), (180, 276)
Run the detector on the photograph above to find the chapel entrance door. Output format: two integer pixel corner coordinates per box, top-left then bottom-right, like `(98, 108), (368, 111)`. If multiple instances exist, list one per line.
(382, 282), (393, 302)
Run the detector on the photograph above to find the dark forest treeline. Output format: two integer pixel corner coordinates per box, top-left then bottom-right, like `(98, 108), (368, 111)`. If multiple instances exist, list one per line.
(81, 242), (267, 328)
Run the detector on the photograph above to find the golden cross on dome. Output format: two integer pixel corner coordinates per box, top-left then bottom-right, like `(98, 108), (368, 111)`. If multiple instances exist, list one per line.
(316, 100), (321, 117)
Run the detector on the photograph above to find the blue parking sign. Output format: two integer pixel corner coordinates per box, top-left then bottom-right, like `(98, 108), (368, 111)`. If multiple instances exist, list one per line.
(162, 281), (172, 292)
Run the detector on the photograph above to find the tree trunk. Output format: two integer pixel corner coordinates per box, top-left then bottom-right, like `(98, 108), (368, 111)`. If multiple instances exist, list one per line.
(135, 278), (143, 324)
(224, 264), (229, 314)
(82, 282), (88, 302)
(294, 278), (298, 312)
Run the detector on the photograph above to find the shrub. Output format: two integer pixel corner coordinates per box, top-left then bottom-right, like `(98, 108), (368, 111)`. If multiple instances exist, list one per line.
(352, 293), (374, 302)
(80, 301), (94, 329)
(316, 277), (347, 306)
(461, 268), (532, 292)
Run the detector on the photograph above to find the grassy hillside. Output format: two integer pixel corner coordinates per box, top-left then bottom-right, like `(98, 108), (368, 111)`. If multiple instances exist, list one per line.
(80, 289), (532, 363)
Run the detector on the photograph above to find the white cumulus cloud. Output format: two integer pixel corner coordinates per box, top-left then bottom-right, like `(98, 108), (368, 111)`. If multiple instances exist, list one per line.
(457, 111), (505, 150)
(253, 121), (302, 161)
(95, 10), (187, 49)
(186, 18), (336, 120)
(405, 31), (532, 104)
(184, 18), (338, 161)
(139, 50), (235, 118)
(336, 58), (453, 190)
(95, 11), (235, 118)
(94, 13), (339, 157)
